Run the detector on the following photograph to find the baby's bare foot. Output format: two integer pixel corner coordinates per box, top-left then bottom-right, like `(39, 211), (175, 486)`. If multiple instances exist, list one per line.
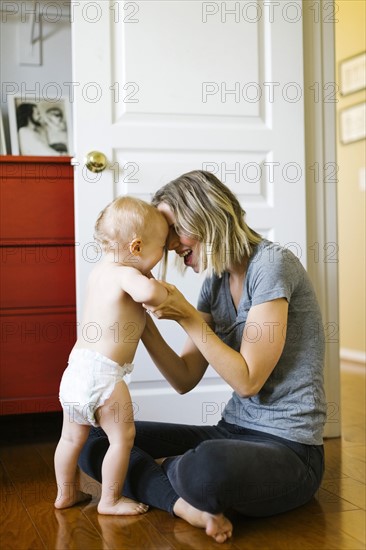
(173, 498), (233, 544)
(98, 496), (149, 516)
(54, 490), (91, 509)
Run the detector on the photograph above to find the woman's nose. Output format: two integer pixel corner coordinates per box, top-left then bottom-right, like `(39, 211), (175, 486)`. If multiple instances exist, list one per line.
(166, 228), (180, 250)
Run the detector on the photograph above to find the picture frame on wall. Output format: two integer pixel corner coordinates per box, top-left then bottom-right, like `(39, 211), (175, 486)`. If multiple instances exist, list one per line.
(339, 102), (366, 145)
(8, 96), (73, 156)
(0, 110), (6, 155)
(339, 51), (366, 96)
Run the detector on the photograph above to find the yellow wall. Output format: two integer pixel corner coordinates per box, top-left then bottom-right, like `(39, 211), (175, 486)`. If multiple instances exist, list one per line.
(335, 0), (366, 355)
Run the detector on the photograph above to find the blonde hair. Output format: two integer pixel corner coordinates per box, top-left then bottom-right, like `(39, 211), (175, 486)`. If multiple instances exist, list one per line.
(94, 196), (164, 252)
(152, 170), (262, 277)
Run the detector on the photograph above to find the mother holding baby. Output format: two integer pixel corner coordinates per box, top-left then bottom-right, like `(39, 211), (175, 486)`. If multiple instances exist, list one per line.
(79, 170), (326, 543)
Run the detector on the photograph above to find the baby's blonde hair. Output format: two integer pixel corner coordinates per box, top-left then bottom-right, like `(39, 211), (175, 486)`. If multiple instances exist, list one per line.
(94, 196), (164, 252)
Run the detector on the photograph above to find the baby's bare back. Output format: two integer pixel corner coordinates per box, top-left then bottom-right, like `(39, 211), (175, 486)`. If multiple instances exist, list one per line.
(74, 262), (146, 366)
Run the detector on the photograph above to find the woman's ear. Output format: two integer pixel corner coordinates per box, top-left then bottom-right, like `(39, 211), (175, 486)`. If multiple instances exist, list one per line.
(129, 238), (142, 256)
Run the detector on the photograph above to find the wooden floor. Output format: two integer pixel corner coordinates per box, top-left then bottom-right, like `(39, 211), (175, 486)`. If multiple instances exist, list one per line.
(1, 362), (365, 549)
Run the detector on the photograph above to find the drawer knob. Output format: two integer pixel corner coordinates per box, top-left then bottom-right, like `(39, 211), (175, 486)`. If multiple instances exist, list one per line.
(85, 151), (107, 173)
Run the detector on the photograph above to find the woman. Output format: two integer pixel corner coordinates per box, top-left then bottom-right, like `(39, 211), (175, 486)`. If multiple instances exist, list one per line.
(16, 103), (60, 156)
(79, 171), (326, 544)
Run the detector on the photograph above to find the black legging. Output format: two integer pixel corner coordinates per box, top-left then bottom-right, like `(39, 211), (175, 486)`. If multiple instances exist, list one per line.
(78, 419), (324, 516)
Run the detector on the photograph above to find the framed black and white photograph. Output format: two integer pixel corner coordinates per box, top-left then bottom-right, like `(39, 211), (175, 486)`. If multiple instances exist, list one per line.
(0, 110), (6, 155)
(339, 102), (366, 145)
(339, 52), (366, 96)
(8, 96), (72, 156)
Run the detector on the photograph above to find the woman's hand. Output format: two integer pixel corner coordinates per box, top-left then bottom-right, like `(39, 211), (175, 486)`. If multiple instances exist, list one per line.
(143, 281), (195, 322)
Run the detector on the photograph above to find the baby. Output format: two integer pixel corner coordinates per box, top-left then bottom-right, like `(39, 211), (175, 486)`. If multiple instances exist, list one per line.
(54, 196), (168, 515)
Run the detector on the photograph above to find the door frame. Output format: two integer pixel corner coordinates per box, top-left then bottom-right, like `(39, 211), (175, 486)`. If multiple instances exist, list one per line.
(69, 0), (341, 435)
(303, 0), (340, 438)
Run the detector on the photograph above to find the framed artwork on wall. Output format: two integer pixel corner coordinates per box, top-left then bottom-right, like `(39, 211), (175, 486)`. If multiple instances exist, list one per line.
(339, 52), (366, 96)
(0, 110), (6, 155)
(339, 102), (366, 145)
(8, 96), (73, 156)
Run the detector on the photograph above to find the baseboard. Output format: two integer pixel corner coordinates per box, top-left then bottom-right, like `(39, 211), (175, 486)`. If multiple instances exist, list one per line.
(340, 348), (366, 365)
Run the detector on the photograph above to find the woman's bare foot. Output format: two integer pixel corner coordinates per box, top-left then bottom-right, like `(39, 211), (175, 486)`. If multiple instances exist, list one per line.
(54, 489), (91, 509)
(173, 497), (233, 543)
(97, 496), (149, 516)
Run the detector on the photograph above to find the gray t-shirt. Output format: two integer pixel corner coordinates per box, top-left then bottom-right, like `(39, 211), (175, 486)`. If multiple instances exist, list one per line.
(197, 239), (326, 445)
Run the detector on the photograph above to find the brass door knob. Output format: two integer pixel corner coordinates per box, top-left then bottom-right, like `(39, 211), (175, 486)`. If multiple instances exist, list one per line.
(85, 151), (107, 173)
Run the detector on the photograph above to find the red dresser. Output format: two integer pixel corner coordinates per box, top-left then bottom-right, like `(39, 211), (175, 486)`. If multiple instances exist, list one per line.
(0, 156), (76, 415)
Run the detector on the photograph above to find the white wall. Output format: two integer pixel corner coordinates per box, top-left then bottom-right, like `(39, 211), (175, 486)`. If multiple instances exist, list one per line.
(0, 0), (72, 153)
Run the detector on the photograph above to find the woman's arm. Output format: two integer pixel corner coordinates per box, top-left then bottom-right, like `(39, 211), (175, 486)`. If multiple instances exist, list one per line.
(141, 314), (210, 394)
(150, 283), (288, 397)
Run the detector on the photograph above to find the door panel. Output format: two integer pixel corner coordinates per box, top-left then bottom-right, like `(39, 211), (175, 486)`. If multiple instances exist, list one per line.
(72, 0), (306, 423)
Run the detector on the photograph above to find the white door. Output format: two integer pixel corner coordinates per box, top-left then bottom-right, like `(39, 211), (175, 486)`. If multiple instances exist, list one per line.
(72, 0), (307, 424)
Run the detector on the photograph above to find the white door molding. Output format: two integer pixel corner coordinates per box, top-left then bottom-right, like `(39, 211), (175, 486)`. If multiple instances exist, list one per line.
(303, 0), (340, 437)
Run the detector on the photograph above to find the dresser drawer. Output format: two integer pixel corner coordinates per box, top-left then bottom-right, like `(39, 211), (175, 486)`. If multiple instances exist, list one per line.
(0, 158), (74, 244)
(1, 246), (76, 308)
(0, 157), (76, 416)
(0, 308), (76, 412)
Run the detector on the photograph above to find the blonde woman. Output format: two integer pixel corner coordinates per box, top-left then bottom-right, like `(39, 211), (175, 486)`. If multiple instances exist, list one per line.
(79, 171), (326, 543)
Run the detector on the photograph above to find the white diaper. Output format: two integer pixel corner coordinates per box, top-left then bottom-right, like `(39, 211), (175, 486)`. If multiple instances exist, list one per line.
(59, 348), (134, 427)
